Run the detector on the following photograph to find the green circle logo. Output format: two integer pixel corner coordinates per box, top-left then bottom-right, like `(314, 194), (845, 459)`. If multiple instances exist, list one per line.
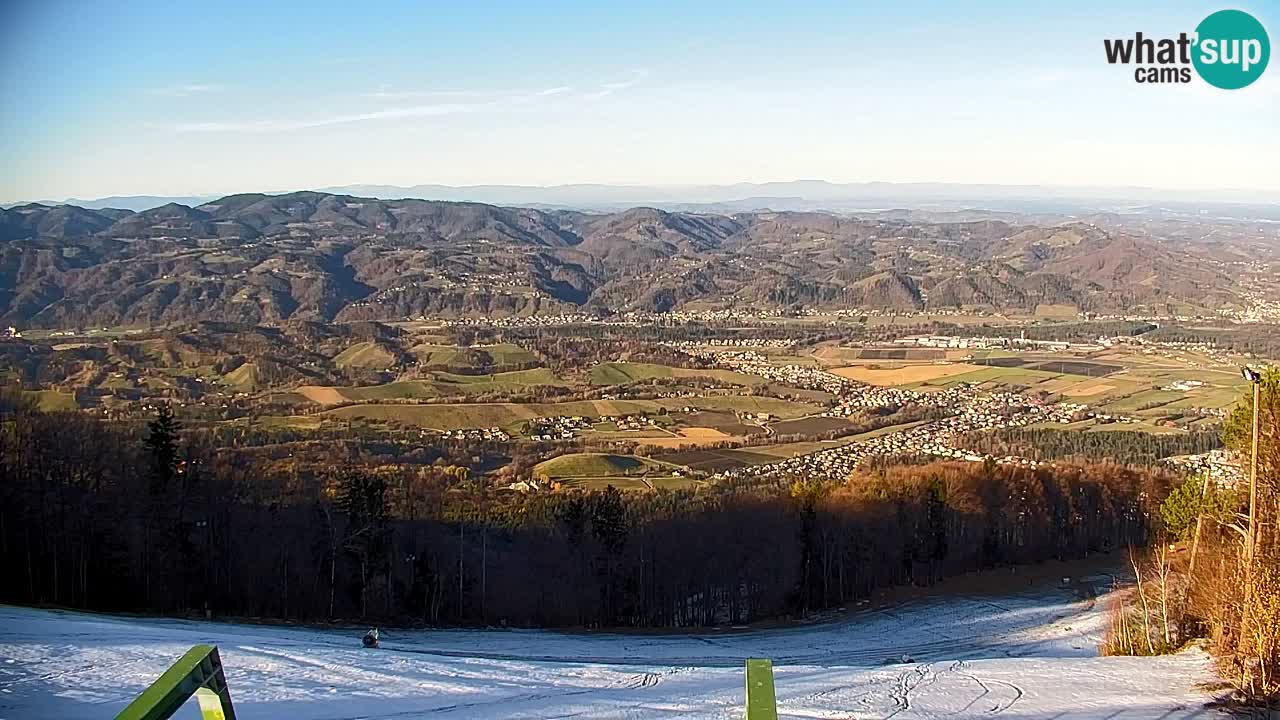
(1193, 9), (1270, 89)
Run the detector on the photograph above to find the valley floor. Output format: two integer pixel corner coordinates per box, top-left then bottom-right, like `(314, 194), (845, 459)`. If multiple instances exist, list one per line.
(0, 568), (1220, 719)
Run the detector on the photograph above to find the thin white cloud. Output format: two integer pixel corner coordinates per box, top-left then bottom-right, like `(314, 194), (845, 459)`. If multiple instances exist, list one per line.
(362, 87), (492, 100)
(175, 102), (482, 133)
(363, 85), (573, 100)
(148, 84), (222, 97)
(583, 69), (649, 99)
(173, 77), (630, 133)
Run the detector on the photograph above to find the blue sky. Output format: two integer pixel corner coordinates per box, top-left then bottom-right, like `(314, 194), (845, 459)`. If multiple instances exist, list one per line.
(2, 0), (1277, 202)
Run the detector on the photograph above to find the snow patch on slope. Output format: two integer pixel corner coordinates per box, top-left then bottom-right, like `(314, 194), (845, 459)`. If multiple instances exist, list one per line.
(0, 575), (1218, 719)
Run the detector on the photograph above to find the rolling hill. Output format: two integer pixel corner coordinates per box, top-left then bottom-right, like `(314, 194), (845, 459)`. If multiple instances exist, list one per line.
(0, 191), (1249, 328)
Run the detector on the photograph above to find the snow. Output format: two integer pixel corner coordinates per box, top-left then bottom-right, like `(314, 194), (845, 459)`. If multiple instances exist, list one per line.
(0, 572), (1220, 719)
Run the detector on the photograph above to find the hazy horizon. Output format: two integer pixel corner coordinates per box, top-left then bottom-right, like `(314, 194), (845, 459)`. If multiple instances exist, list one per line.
(10, 178), (1280, 213)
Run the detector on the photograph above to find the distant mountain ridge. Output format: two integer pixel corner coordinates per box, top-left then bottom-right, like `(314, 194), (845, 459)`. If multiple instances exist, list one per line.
(10, 180), (1280, 218)
(0, 190), (1248, 328)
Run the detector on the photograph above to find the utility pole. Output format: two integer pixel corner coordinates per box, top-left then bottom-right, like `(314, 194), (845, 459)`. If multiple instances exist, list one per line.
(1241, 367), (1262, 563)
(1250, 379), (1260, 559)
(1188, 467), (1212, 578)
(1239, 365), (1262, 669)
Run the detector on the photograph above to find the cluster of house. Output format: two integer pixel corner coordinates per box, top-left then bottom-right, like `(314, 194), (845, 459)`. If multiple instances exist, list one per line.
(670, 343), (1130, 481)
(894, 335), (1004, 349)
(1183, 406), (1228, 419)
(442, 313), (602, 329)
(526, 416), (594, 441)
(1164, 450), (1245, 487)
(600, 414), (660, 430)
(720, 392), (1082, 482)
(438, 309), (805, 329)
(677, 348), (852, 394)
(802, 307), (985, 319)
(523, 413), (664, 441)
(1228, 289), (1280, 324)
(665, 337), (796, 349)
(439, 427), (511, 442)
(619, 309), (789, 323)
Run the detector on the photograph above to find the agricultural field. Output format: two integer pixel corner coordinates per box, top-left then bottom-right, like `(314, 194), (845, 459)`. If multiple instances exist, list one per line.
(332, 341), (396, 369)
(222, 363), (263, 391)
(533, 453), (698, 491)
(23, 389), (78, 412)
(410, 343), (538, 370)
(831, 363), (987, 385)
(813, 345), (946, 364)
(658, 447), (779, 471)
(296, 368), (567, 406)
(769, 416), (853, 435)
(589, 362), (761, 387)
(809, 341), (1250, 432)
(477, 343), (540, 366)
(311, 395), (819, 433)
(659, 418), (933, 472)
(432, 368), (566, 393)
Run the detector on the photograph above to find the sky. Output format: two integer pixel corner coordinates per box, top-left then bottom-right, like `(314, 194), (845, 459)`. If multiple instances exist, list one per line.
(1, 0), (1278, 203)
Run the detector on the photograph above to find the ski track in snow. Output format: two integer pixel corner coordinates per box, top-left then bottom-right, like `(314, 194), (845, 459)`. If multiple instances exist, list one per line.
(0, 574), (1221, 719)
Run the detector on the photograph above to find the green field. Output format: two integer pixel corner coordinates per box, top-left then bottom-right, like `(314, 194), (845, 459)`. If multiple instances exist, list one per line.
(313, 394), (818, 432)
(25, 390), (78, 411)
(333, 341), (396, 369)
(320, 368), (566, 403)
(533, 453), (696, 492)
(590, 361), (761, 387)
(222, 363), (261, 390)
(431, 367), (566, 393)
(411, 342), (538, 370)
(341, 380), (442, 401)
(322, 399), (658, 431)
(410, 344), (471, 367)
(483, 343), (538, 366)
(535, 453), (654, 478)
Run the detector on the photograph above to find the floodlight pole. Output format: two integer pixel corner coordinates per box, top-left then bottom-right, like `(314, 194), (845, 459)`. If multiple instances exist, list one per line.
(1188, 466), (1211, 578)
(1247, 378), (1260, 562)
(1239, 367), (1261, 664)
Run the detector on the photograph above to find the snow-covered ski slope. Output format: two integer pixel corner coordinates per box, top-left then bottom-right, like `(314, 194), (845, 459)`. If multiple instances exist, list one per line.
(0, 569), (1217, 719)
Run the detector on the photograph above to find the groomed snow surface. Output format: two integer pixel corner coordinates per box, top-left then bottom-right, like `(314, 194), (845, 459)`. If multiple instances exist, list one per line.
(0, 567), (1219, 719)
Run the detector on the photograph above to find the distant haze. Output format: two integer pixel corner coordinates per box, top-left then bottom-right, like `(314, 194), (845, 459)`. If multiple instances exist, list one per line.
(12, 181), (1280, 220)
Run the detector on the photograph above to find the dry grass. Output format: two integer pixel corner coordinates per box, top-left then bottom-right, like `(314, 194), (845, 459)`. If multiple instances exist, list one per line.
(1063, 382), (1116, 397)
(831, 363), (985, 385)
(676, 427), (731, 439)
(296, 386), (349, 406)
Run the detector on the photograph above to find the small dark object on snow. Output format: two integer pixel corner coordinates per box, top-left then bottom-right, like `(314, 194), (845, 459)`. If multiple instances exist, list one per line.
(362, 628), (380, 648)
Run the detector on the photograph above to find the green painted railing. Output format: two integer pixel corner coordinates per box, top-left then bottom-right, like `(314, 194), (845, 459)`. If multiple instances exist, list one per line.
(115, 644), (236, 720)
(745, 658), (778, 720)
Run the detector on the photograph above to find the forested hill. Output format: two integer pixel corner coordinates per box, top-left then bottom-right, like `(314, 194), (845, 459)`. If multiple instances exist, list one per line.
(0, 403), (1172, 627)
(0, 191), (1244, 327)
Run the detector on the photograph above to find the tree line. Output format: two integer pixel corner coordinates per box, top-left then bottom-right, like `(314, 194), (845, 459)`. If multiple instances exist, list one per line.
(1, 399), (1172, 628)
(956, 427), (1222, 465)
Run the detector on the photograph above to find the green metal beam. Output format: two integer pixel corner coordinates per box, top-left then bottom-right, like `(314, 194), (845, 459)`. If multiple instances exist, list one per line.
(745, 658), (777, 720)
(115, 644), (236, 720)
